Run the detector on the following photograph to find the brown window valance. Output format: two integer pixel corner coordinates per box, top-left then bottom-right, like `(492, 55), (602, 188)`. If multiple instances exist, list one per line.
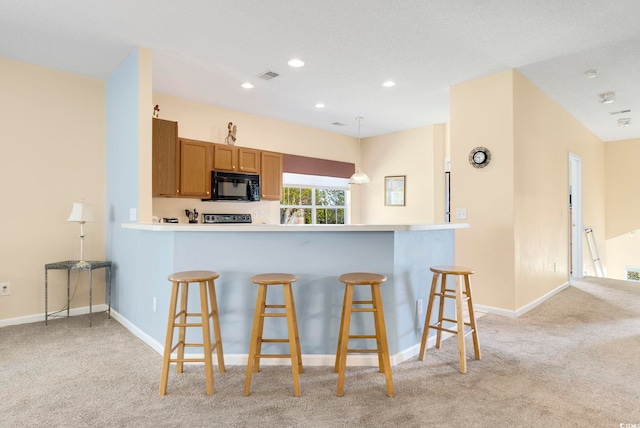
(282, 154), (355, 179)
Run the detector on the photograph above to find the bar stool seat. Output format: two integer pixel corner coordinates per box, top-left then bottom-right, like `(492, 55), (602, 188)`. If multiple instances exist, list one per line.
(243, 273), (303, 397)
(159, 270), (225, 396)
(419, 265), (481, 373)
(335, 272), (394, 397)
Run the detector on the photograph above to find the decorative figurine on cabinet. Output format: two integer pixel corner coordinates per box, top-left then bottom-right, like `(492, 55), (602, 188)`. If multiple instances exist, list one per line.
(153, 104), (160, 118)
(225, 122), (237, 145)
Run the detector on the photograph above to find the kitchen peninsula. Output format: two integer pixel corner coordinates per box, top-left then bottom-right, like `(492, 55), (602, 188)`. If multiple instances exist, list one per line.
(117, 222), (468, 366)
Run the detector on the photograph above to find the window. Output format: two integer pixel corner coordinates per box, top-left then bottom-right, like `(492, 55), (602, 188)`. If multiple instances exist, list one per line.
(280, 173), (349, 224)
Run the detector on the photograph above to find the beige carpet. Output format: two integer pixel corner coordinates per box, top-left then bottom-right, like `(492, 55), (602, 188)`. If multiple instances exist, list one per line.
(1, 277), (639, 427)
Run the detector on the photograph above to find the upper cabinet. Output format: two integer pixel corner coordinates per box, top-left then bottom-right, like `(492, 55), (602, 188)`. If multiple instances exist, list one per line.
(179, 138), (213, 198)
(260, 151), (283, 201)
(238, 147), (260, 173)
(213, 144), (260, 173)
(152, 118), (180, 197)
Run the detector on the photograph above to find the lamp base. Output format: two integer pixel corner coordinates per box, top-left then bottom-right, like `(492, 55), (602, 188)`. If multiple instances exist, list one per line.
(75, 260), (90, 267)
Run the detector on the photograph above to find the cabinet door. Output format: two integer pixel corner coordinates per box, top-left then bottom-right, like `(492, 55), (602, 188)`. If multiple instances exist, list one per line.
(180, 139), (213, 198)
(260, 151), (283, 201)
(238, 148), (260, 173)
(152, 118), (180, 196)
(213, 144), (237, 172)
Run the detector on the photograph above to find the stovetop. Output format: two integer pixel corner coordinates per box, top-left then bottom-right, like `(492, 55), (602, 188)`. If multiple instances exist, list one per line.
(202, 213), (252, 224)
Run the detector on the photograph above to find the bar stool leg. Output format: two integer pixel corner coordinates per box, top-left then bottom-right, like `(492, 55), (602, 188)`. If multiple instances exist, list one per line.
(176, 282), (188, 374)
(207, 278), (226, 372)
(244, 283), (267, 396)
(369, 284), (384, 372)
(435, 273), (447, 348)
(419, 272), (439, 360)
(371, 282), (394, 397)
(254, 284), (268, 373)
(334, 285), (349, 373)
(159, 283), (179, 396)
(286, 282), (303, 374)
(454, 275), (467, 374)
(199, 281), (215, 395)
(336, 284), (354, 397)
(464, 274), (481, 360)
(283, 282), (301, 397)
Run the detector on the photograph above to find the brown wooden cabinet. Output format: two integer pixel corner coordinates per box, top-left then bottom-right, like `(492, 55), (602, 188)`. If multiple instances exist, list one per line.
(260, 151), (283, 201)
(213, 144), (260, 173)
(152, 118), (180, 196)
(238, 147), (260, 173)
(179, 138), (213, 198)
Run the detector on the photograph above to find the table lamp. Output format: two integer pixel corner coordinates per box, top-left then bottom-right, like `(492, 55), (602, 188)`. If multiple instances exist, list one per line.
(67, 202), (94, 265)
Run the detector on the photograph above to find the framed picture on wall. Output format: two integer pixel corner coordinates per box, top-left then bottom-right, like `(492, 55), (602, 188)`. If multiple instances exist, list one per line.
(385, 175), (405, 206)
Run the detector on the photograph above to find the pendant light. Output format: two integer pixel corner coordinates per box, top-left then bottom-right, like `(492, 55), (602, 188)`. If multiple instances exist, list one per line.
(349, 117), (371, 185)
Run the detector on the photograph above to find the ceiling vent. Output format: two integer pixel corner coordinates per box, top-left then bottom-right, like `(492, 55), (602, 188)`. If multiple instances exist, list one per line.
(258, 70), (280, 80)
(332, 122), (347, 126)
(610, 109), (631, 115)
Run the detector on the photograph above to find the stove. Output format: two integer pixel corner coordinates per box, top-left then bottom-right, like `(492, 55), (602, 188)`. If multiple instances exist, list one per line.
(202, 213), (252, 224)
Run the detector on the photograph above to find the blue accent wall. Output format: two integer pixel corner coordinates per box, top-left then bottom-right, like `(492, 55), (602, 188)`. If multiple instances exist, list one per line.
(105, 49), (149, 328)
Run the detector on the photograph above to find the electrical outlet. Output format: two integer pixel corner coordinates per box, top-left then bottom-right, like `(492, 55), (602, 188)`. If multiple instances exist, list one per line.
(152, 296), (157, 312)
(416, 299), (423, 317)
(0, 283), (10, 296)
(456, 208), (467, 220)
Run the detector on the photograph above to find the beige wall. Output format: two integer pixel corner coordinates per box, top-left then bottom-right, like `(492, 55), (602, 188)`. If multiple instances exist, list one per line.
(151, 93), (361, 224)
(604, 138), (640, 279)
(450, 70), (517, 310)
(605, 138), (640, 239)
(360, 125), (447, 224)
(0, 58), (106, 322)
(451, 69), (606, 313)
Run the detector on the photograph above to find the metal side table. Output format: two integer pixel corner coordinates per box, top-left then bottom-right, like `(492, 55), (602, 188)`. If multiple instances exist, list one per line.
(45, 260), (112, 326)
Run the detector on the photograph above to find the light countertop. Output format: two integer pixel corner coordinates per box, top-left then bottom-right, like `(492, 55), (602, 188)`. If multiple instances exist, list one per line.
(122, 222), (469, 232)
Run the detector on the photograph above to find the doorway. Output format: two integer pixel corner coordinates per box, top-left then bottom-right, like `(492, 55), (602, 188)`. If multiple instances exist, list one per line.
(569, 153), (583, 281)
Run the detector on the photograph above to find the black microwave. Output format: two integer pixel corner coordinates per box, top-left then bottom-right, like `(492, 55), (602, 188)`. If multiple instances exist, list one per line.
(207, 171), (260, 202)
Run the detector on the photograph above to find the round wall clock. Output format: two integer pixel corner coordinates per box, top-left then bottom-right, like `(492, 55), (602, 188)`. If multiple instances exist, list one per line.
(469, 146), (491, 168)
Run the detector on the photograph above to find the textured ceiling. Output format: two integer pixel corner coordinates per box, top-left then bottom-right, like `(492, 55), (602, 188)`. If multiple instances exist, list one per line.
(2, 0), (639, 140)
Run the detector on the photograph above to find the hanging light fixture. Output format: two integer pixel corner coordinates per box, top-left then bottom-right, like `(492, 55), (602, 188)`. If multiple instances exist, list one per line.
(349, 117), (371, 185)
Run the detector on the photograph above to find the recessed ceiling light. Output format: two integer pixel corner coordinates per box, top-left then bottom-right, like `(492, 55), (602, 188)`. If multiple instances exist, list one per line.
(287, 58), (305, 68)
(315, 103), (325, 108)
(599, 91), (615, 104)
(241, 82), (254, 89)
(584, 69), (598, 79)
(618, 118), (631, 127)
(382, 80), (396, 87)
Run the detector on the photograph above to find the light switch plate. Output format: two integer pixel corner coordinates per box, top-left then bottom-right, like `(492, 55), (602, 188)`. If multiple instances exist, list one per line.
(129, 208), (137, 222)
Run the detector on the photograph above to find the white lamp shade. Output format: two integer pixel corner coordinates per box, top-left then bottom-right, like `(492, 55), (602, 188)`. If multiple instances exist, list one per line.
(349, 171), (371, 185)
(67, 203), (95, 222)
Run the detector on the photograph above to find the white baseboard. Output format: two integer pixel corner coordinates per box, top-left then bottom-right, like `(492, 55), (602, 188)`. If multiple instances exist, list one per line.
(108, 309), (164, 355)
(0, 304), (108, 328)
(474, 281), (570, 318)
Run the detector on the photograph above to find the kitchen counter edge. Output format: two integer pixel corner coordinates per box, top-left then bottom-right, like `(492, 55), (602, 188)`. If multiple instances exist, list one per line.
(121, 222), (469, 232)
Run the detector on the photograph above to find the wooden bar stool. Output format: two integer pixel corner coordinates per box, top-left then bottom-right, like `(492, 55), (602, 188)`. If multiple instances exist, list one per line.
(243, 273), (303, 397)
(335, 272), (394, 397)
(418, 265), (481, 373)
(159, 270), (225, 396)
